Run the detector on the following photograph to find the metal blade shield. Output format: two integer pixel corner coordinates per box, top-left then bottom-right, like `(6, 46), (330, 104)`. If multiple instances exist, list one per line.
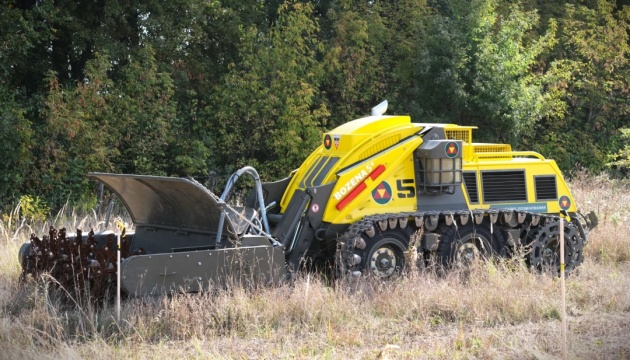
(121, 242), (285, 296)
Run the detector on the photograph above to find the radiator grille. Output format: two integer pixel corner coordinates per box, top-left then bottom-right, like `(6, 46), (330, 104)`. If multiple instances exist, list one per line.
(481, 170), (527, 203)
(463, 172), (479, 203)
(535, 176), (557, 201)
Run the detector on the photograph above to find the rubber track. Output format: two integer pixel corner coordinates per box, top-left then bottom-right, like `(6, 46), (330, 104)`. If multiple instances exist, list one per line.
(335, 209), (584, 277)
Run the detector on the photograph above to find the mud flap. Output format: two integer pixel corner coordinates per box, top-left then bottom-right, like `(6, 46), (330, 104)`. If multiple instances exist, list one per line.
(120, 240), (286, 296)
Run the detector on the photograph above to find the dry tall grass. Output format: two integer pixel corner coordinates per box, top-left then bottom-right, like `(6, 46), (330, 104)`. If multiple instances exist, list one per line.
(1, 174), (629, 359)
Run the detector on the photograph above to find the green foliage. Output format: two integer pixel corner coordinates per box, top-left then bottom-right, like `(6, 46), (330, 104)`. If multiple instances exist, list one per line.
(321, 0), (435, 124)
(1, 0), (630, 209)
(470, 2), (558, 142)
(0, 87), (33, 209)
(607, 128), (630, 173)
(526, 0), (630, 172)
(393, 0), (560, 144)
(208, 1), (328, 179)
(111, 46), (177, 175)
(320, 0), (391, 125)
(18, 195), (50, 222)
(37, 47), (177, 208)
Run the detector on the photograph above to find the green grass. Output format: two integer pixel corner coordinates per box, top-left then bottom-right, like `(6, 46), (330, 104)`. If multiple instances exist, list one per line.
(1, 174), (630, 359)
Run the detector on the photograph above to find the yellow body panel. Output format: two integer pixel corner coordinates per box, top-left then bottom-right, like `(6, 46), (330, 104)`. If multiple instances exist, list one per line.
(462, 158), (577, 214)
(324, 136), (422, 225)
(280, 115), (422, 209)
(282, 115), (577, 226)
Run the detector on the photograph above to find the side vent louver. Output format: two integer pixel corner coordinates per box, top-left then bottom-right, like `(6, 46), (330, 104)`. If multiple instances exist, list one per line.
(463, 172), (479, 204)
(535, 176), (557, 201)
(481, 170), (527, 203)
(358, 135), (400, 161)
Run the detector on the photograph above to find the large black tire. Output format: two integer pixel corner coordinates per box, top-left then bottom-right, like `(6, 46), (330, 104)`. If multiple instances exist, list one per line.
(355, 228), (410, 278)
(438, 222), (505, 269)
(527, 220), (583, 276)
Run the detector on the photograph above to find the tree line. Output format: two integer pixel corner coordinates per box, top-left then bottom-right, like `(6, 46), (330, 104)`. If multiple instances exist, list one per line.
(1, 0), (629, 211)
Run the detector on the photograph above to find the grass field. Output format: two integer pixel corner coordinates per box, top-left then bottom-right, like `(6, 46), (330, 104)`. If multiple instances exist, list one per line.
(1, 174), (629, 359)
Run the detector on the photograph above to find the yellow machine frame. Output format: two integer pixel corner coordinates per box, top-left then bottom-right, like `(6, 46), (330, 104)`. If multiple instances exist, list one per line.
(281, 115), (577, 226)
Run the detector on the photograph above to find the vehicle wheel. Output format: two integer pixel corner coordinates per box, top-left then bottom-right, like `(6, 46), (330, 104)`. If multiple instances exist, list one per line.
(357, 229), (409, 278)
(528, 220), (583, 275)
(438, 223), (504, 269)
(18, 242), (32, 269)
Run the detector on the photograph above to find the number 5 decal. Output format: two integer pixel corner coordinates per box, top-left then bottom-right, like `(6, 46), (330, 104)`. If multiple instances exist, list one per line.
(396, 179), (415, 198)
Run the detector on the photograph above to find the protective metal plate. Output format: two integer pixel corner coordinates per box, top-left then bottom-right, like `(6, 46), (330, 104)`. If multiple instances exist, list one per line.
(89, 173), (233, 235)
(120, 244), (286, 296)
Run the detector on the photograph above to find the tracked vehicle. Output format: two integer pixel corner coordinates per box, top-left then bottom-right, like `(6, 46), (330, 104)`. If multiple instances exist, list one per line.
(19, 102), (598, 297)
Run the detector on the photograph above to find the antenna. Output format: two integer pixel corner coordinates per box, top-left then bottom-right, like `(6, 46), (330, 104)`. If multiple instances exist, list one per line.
(371, 100), (388, 116)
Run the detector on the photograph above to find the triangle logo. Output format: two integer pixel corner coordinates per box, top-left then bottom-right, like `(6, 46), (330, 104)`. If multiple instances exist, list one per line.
(372, 181), (392, 204)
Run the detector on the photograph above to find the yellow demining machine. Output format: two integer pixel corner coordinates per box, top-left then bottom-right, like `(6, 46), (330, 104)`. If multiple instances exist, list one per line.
(19, 101), (598, 297)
